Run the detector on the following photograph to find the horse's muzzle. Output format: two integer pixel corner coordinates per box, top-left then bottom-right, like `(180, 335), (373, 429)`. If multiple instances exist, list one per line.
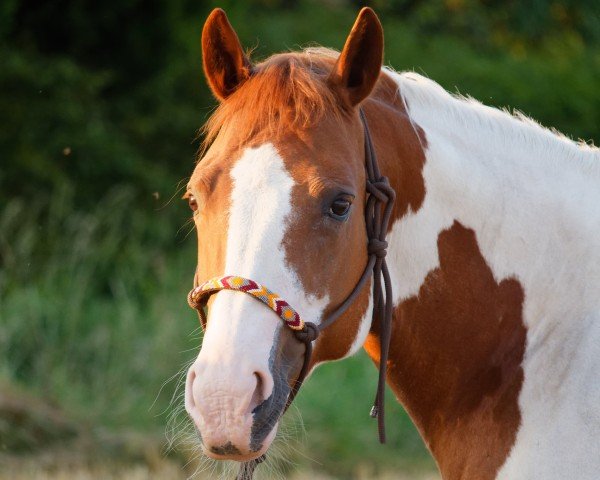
(185, 359), (280, 460)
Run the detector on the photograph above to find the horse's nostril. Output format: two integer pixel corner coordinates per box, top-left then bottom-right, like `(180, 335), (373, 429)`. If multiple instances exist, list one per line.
(249, 371), (265, 414)
(185, 367), (198, 414)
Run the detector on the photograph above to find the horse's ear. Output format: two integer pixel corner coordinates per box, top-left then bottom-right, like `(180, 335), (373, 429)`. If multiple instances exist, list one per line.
(329, 7), (384, 107)
(201, 8), (253, 101)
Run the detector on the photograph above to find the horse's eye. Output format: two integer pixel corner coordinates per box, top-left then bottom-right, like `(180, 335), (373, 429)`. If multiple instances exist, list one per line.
(188, 194), (199, 212)
(328, 197), (352, 221)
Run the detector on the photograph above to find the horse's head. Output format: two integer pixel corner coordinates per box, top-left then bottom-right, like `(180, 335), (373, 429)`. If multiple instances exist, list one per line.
(185, 7), (384, 461)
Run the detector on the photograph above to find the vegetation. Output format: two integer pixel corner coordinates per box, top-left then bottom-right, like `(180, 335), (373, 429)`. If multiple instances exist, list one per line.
(1, 0), (598, 477)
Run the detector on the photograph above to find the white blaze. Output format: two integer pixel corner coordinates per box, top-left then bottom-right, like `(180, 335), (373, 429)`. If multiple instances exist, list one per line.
(195, 143), (329, 399)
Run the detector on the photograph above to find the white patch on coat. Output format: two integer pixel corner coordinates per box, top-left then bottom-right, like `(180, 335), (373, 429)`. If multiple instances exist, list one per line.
(383, 68), (600, 479)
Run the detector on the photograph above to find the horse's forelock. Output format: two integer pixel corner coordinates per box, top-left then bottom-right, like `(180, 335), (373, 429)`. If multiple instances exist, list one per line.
(200, 48), (346, 156)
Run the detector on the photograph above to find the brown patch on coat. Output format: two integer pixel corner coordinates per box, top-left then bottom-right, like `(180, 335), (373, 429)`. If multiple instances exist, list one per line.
(364, 72), (427, 220)
(365, 221), (526, 480)
(277, 114), (371, 362)
(272, 65), (427, 363)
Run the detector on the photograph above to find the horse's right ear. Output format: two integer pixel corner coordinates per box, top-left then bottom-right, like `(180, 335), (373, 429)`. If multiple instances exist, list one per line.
(329, 7), (384, 107)
(201, 8), (253, 101)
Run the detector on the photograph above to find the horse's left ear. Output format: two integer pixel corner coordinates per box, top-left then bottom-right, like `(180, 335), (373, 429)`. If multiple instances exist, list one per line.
(329, 7), (384, 107)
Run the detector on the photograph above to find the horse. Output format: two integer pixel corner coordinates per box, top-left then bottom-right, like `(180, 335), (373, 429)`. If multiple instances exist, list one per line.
(183, 7), (600, 480)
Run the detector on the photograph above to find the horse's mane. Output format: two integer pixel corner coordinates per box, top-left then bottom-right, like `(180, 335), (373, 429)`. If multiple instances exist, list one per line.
(201, 47), (343, 153)
(390, 70), (600, 170)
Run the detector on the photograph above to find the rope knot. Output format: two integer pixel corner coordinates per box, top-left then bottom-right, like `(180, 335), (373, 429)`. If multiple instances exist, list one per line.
(368, 238), (388, 258)
(293, 321), (320, 343)
(366, 176), (394, 203)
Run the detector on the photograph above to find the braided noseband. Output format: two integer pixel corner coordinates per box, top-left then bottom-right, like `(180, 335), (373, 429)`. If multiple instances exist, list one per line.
(187, 109), (395, 480)
(188, 276), (305, 330)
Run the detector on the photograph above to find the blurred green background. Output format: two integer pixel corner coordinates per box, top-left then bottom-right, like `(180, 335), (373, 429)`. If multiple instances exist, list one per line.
(0, 0), (598, 478)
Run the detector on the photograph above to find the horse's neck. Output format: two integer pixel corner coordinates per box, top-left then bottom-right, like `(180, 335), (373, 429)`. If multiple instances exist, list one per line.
(364, 72), (600, 480)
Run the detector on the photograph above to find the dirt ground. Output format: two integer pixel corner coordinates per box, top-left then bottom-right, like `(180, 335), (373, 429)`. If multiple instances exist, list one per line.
(0, 384), (439, 480)
(0, 464), (440, 480)
(0, 453), (440, 480)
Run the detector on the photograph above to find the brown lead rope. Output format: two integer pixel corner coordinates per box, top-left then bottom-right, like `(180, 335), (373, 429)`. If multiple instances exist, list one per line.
(281, 109), (396, 441)
(190, 109), (395, 480)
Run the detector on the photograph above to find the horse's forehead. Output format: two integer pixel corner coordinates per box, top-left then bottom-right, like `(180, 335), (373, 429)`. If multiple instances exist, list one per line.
(194, 128), (362, 199)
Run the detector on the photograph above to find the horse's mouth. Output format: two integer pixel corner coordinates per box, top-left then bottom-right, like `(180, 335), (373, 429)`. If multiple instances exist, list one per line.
(190, 391), (285, 461)
(200, 424), (278, 461)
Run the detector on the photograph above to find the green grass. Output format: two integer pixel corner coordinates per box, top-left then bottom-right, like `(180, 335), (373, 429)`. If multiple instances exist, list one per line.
(0, 186), (195, 429)
(294, 355), (434, 476)
(0, 187), (433, 477)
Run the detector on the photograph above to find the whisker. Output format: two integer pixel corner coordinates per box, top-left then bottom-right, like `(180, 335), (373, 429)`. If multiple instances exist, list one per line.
(177, 217), (196, 238)
(158, 179), (189, 211)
